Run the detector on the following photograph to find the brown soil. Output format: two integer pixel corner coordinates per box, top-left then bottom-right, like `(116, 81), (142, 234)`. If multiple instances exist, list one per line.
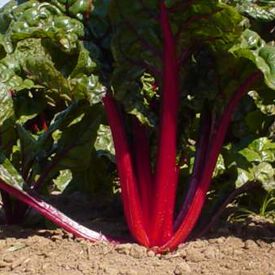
(0, 192), (275, 275)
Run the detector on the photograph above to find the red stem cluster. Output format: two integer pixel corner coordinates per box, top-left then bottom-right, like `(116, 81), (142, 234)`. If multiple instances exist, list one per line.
(102, 3), (261, 251)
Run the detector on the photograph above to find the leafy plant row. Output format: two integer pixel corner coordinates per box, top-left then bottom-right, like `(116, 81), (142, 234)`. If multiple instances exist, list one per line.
(0, 0), (274, 252)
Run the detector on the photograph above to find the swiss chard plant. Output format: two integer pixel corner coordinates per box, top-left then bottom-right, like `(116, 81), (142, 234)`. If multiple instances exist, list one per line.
(0, 0), (113, 235)
(0, 0), (274, 252)
(103, 0), (275, 250)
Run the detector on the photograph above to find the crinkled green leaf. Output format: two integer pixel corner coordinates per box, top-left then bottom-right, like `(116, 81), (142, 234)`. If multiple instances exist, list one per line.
(223, 137), (275, 191)
(230, 29), (275, 89)
(228, 0), (275, 22)
(0, 39), (50, 94)
(71, 74), (107, 105)
(244, 137), (275, 162)
(0, 34), (7, 59)
(24, 102), (88, 179)
(94, 124), (115, 162)
(23, 56), (71, 97)
(0, 82), (17, 155)
(262, 178), (275, 192)
(110, 0), (247, 125)
(70, 44), (97, 78)
(53, 169), (72, 192)
(0, 9), (106, 106)
(0, 83), (14, 126)
(0, 0), (112, 208)
(249, 90), (275, 116)
(235, 167), (253, 188)
(50, 0), (99, 20)
(0, 0), (17, 35)
(239, 148), (262, 162)
(5, 1), (84, 52)
(254, 162), (274, 190)
(52, 105), (102, 171)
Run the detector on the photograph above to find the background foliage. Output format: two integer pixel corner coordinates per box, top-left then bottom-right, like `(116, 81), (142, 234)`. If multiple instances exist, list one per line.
(0, 0), (274, 227)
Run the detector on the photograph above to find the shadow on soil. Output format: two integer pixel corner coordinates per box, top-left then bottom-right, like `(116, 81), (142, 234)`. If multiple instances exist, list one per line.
(1, 192), (274, 245)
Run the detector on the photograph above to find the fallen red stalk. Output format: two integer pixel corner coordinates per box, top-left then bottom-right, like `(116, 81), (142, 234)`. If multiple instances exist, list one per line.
(0, 179), (111, 243)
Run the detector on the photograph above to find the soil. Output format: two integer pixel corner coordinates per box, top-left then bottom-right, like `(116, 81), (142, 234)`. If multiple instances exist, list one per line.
(0, 192), (275, 275)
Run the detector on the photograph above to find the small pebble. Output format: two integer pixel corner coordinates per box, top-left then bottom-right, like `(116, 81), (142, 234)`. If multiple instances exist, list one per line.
(174, 262), (192, 274)
(147, 250), (155, 257)
(203, 247), (218, 259)
(51, 235), (62, 241)
(244, 240), (258, 250)
(186, 249), (204, 262)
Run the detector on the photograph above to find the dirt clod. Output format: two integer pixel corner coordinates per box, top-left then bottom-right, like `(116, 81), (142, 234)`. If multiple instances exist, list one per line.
(244, 239), (258, 249)
(203, 246), (219, 259)
(174, 262), (192, 274)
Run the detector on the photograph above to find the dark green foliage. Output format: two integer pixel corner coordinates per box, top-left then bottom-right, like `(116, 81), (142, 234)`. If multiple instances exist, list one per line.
(0, 0), (114, 224)
(0, 0), (274, 237)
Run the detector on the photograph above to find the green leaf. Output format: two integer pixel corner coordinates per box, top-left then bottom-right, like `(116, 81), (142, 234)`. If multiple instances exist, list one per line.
(228, 0), (275, 22)
(71, 74), (107, 105)
(0, 83), (14, 126)
(68, 152), (114, 197)
(94, 124), (115, 162)
(69, 44), (97, 78)
(222, 137), (275, 191)
(0, 0), (18, 34)
(53, 169), (72, 192)
(40, 101), (87, 141)
(239, 148), (262, 162)
(52, 105), (102, 171)
(213, 154), (226, 177)
(235, 167), (253, 188)
(110, 0), (247, 125)
(16, 124), (37, 172)
(0, 82), (16, 155)
(5, 1), (84, 52)
(248, 137), (275, 162)
(254, 162), (274, 191)
(0, 152), (24, 189)
(230, 29), (275, 89)
(23, 56), (71, 97)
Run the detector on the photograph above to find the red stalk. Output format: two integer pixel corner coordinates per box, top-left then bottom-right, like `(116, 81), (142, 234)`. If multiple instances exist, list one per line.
(132, 118), (153, 230)
(174, 110), (212, 229)
(33, 123), (40, 133)
(0, 179), (111, 242)
(103, 95), (149, 246)
(158, 71), (261, 252)
(40, 113), (48, 131)
(150, 2), (179, 246)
